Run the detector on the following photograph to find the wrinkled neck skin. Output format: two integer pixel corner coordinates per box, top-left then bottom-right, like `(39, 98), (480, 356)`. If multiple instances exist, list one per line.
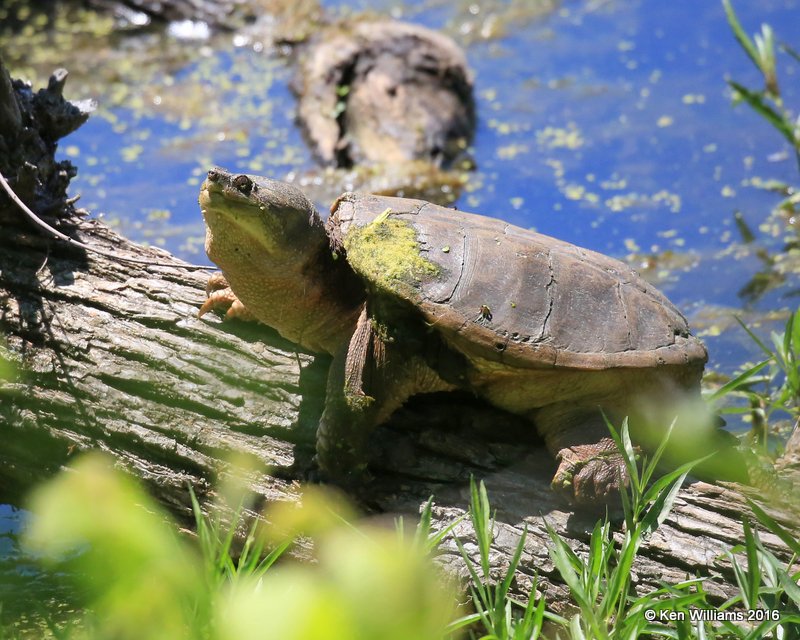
(205, 214), (364, 355)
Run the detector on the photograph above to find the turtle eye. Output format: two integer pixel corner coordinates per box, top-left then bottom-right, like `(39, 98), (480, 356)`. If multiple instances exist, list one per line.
(233, 174), (254, 195)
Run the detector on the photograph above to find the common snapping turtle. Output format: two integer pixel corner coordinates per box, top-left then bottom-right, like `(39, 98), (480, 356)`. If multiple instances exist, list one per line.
(199, 168), (708, 504)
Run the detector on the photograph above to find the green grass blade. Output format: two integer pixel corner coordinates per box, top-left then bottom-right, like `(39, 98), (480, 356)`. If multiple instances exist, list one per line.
(444, 612), (484, 634)
(411, 496), (465, 555)
(569, 613), (590, 640)
(722, 0), (762, 71)
(707, 358), (772, 400)
(470, 478), (494, 579)
(453, 536), (491, 610)
(745, 498), (800, 555)
(529, 597), (546, 639)
(777, 571), (800, 606)
(782, 41), (800, 64)
(644, 418), (677, 481)
(746, 619), (790, 640)
(640, 456), (709, 511)
(573, 617), (591, 640)
(754, 25), (779, 95)
(782, 310), (795, 359)
(717, 404), (769, 416)
(608, 417), (641, 497)
(742, 519), (761, 610)
(414, 497), (433, 545)
(640, 468), (694, 537)
(587, 521), (606, 599)
(217, 504), (245, 574)
(253, 539), (290, 577)
(735, 315), (777, 358)
(728, 551), (753, 611)
(791, 311), (800, 392)
(514, 588), (546, 640)
(781, 312), (799, 395)
(425, 514), (466, 555)
(771, 331), (789, 368)
(498, 525), (528, 603)
(545, 523), (594, 614)
(728, 80), (796, 145)
(605, 532), (639, 617)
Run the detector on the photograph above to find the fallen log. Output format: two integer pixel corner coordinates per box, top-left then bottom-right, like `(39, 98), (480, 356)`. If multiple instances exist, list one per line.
(0, 60), (797, 613)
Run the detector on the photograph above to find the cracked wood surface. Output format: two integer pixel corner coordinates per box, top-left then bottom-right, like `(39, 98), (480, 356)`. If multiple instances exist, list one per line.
(1, 205), (798, 611)
(1, 56), (798, 612)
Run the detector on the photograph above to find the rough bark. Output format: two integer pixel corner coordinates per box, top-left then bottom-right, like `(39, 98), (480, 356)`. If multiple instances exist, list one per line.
(293, 20), (475, 169)
(1, 60), (798, 615)
(0, 0), (248, 31)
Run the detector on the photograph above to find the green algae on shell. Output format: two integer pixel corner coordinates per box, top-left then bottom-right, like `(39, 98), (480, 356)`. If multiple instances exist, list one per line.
(342, 216), (440, 297)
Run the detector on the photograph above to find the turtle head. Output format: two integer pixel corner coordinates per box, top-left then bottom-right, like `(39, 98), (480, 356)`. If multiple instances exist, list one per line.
(198, 168), (365, 353)
(200, 167), (326, 260)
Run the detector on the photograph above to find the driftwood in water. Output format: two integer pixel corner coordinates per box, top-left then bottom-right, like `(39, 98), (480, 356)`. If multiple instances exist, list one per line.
(293, 20), (475, 169)
(0, 61), (798, 613)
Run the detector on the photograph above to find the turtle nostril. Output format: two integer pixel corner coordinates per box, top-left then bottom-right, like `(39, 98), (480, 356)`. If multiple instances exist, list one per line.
(233, 174), (254, 195)
(207, 169), (220, 182)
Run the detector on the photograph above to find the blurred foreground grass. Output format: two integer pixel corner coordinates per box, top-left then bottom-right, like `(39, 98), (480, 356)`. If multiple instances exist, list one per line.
(13, 453), (458, 640)
(2, 2), (800, 638)
(3, 418), (798, 639)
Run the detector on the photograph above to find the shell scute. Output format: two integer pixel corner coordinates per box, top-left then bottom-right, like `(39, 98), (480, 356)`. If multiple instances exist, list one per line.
(330, 193), (707, 370)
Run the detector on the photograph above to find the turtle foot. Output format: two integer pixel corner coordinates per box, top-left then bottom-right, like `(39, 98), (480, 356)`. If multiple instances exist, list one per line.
(551, 439), (630, 506)
(308, 455), (373, 492)
(198, 273), (256, 321)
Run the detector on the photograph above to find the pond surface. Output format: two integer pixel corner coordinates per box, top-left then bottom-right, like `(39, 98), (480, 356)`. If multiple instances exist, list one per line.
(2, 0), (799, 383)
(0, 0), (799, 604)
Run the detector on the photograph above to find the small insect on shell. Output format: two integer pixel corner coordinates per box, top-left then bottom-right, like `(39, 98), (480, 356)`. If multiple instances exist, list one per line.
(479, 304), (492, 321)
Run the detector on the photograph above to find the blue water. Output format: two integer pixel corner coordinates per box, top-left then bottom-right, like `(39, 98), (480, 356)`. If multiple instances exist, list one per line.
(64, 1), (799, 372)
(4, 0), (785, 420)
(0, 505), (23, 548)
(0, 504), (26, 586)
(2, 0), (799, 579)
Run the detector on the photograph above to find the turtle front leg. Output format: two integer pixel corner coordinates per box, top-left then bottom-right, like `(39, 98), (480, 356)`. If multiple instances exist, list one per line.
(315, 305), (452, 485)
(315, 347), (378, 484)
(316, 306), (387, 484)
(198, 273), (256, 322)
(535, 404), (630, 506)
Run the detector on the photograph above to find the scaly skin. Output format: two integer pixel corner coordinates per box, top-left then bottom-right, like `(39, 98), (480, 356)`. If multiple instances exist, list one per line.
(199, 169), (364, 354)
(198, 168), (713, 506)
(199, 168), (452, 488)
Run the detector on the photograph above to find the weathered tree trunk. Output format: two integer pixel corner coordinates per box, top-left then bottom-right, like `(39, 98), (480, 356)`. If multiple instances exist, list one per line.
(1, 60), (798, 614)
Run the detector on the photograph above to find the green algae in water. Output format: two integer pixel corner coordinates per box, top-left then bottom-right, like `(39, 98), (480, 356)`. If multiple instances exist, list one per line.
(343, 217), (439, 296)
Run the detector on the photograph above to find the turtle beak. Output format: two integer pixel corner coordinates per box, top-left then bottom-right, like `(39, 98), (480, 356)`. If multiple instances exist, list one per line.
(204, 167), (230, 190)
(200, 167), (259, 212)
(199, 168), (227, 209)
(206, 167), (225, 183)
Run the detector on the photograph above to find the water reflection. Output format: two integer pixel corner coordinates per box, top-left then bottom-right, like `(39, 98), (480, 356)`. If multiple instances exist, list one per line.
(0, 0), (798, 370)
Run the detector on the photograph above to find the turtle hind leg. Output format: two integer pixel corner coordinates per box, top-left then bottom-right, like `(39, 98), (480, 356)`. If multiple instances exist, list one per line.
(534, 403), (629, 506)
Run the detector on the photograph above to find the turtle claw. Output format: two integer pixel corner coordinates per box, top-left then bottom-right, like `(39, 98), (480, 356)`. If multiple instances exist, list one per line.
(205, 272), (230, 295)
(198, 275), (256, 321)
(308, 455), (373, 492)
(551, 442), (629, 506)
